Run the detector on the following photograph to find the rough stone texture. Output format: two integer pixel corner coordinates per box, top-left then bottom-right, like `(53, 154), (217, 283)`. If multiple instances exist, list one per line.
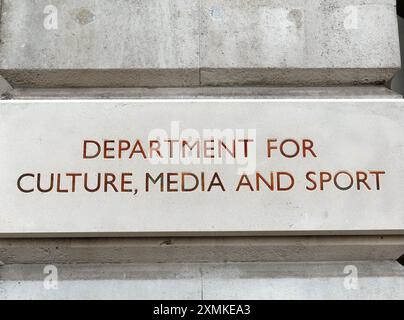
(0, 0), (400, 87)
(0, 0), (200, 87)
(1, 261), (403, 299)
(200, 0), (400, 86)
(1, 236), (404, 264)
(7, 86), (402, 99)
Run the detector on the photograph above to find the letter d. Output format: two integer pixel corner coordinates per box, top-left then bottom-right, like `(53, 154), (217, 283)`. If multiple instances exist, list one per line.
(83, 140), (101, 159)
(277, 172), (295, 191)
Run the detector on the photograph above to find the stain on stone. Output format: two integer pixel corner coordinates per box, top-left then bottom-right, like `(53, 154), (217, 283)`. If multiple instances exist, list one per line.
(1, 92), (12, 100)
(160, 239), (173, 246)
(287, 9), (303, 29)
(210, 7), (223, 20)
(72, 8), (95, 26)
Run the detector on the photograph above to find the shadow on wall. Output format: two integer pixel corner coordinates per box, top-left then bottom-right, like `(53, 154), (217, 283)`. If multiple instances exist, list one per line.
(392, 9), (404, 94)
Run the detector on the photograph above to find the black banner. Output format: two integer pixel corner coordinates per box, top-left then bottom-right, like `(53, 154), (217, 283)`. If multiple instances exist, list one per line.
(0, 300), (403, 319)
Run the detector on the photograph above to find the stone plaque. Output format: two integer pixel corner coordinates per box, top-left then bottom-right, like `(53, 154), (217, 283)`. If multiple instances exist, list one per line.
(0, 100), (403, 236)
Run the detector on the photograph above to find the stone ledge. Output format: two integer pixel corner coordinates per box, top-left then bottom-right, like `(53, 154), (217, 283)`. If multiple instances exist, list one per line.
(1, 236), (403, 264)
(7, 86), (402, 99)
(0, 69), (200, 88)
(200, 68), (399, 87)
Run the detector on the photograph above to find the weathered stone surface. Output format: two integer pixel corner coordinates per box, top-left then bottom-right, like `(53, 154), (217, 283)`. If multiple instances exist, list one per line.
(0, 0), (400, 87)
(200, 0), (400, 85)
(0, 100), (404, 236)
(1, 236), (404, 264)
(0, 0), (200, 87)
(7, 86), (402, 100)
(1, 261), (404, 299)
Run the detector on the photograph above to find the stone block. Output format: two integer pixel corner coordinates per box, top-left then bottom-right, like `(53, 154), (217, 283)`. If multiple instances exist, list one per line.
(0, 0), (200, 87)
(200, 0), (400, 85)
